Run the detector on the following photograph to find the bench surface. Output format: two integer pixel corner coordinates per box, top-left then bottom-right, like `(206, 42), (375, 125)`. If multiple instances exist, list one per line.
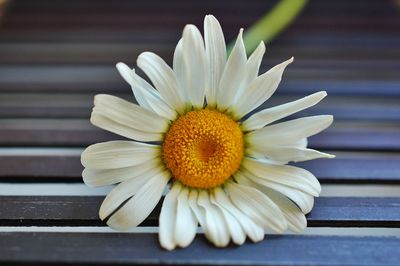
(0, 0), (399, 265)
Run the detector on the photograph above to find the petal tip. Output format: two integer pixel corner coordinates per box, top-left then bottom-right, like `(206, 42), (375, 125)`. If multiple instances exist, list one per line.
(116, 62), (128, 70)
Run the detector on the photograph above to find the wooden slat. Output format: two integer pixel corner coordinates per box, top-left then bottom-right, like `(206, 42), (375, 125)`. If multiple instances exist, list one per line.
(0, 43), (399, 65)
(1, 120), (399, 150)
(0, 232), (399, 266)
(0, 150), (399, 182)
(0, 196), (399, 227)
(2, 93), (400, 121)
(0, 65), (398, 95)
(3, 0), (398, 33)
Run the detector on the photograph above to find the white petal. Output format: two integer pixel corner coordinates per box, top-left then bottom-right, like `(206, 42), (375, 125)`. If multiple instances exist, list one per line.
(231, 41), (266, 105)
(99, 166), (165, 220)
(210, 189), (246, 245)
(226, 181), (287, 233)
(293, 138), (308, 149)
(242, 91), (328, 131)
(213, 187), (264, 242)
(180, 25), (207, 108)
(246, 144), (335, 164)
(81, 141), (160, 170)
(197, 190), (230, 247)
(116, 62), (177, 120)
(93, 94), (169, 133)
(159, 182), (182, 250)
(246, 115), (333, 146)
(237, 167), (315, 214)
(175, 187), (197, 248)
(232, 57), (293, 119)
(265, 189), (307, 232)
(82, 158), (162, 187)
(242, 157), (321, 196)
(173, 39), (189, 105)
(137, 52), (187, 114)
(188, 189), (206, 227)
(90, 95), (169, 141)
(204, 14), (226, 107)
(216, 29), (246, 111)
(107, 171), (170, 230)
(236, 174), (306, 232)
(90, 113), (163, 142)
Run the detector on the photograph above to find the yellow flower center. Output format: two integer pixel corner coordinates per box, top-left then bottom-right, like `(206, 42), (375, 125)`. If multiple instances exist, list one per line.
(162, 109), (244, 189)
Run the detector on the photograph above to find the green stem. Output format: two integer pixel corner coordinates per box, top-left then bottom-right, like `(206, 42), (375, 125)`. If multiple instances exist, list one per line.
(228, 0), (308, 55)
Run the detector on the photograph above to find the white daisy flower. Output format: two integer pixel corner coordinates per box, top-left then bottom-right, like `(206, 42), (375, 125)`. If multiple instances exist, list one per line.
(81, 15), (334, 250)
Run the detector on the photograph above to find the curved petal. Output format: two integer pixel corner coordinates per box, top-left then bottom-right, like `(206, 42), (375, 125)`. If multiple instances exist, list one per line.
(82, 158), (162, 187)
(213, 187), (264, 242)
(93, 94), (169, 133)
(216, 29), (246, 111)
(210, 189), (246, 245)
(293, 138), (308, 149)
(236, 174), (307, 232)
(246, 115), (333, 146)
(188, 189), (206, 227)
(236, 168), (315, 214)
(226, 181), (287, 233)
(242, 157), (321, 196)
(173, 39), (189, 105)
(91, 113), (162, 142)
(242, 91), (328, 131)
(99, 166), (165, 220)
(159, 182), (182, 250)
(265, 189), (307, 232)
(246, 144), (335, 164)
(204, 14), (226, 107)
(231, 57), (293, 119)
(116, 63), (177, 120)
(197, 190), (230, 247)
(175, 187), (197, 248)
(137, 52), (187, 114)
(81, 141), (160, 170)
(231, 41), (266, 105)
(180, 25), (207, 108)
(106, 171), (170, 230)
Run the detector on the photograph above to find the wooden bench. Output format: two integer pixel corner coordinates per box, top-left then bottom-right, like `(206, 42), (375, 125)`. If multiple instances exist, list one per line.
(0, 0), (399, 265)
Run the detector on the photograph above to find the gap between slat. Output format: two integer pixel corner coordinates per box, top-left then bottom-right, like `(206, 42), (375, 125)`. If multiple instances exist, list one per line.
(0, 226), (399, 237)
(0, 183), (399, 197)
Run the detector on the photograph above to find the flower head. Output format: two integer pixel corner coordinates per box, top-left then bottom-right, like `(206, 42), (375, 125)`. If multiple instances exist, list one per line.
(81, 15), (334, 250)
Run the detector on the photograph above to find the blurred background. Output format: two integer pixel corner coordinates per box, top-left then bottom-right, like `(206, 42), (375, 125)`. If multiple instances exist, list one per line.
(0, 1), (399, 264)
(0, 0), (399, 184)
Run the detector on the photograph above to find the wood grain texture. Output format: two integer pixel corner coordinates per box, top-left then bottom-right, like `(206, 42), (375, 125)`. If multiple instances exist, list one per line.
(0, 0), (399, 265)
(0, 232), (399, 266)
(0, 65), (398, 95)
(1, 196), (399, 227)
(1, 150), (400, 182)
(1, 120), (399, 150)
(2, 93), (400, 121)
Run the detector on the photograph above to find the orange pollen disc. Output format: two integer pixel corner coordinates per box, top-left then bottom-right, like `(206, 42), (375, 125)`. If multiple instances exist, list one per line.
(162, 109), (244, 189)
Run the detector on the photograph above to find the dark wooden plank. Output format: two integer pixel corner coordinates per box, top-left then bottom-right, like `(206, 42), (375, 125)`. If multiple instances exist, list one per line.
(0, 120), (399, 150)
(3, 0), (398, 34)
(308, 122), (400, 151)
(297, 152), (400, 182)
(0, 196), (399, 227)
(0, 232), (399, 266)
(2, 93), (400, 122)
(0, 150), (399, 182)
(0, 43), (399, 65)
(0, 148), (83, 179)
(0, 65), (398, 95)
(0, 119), (115, 146)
